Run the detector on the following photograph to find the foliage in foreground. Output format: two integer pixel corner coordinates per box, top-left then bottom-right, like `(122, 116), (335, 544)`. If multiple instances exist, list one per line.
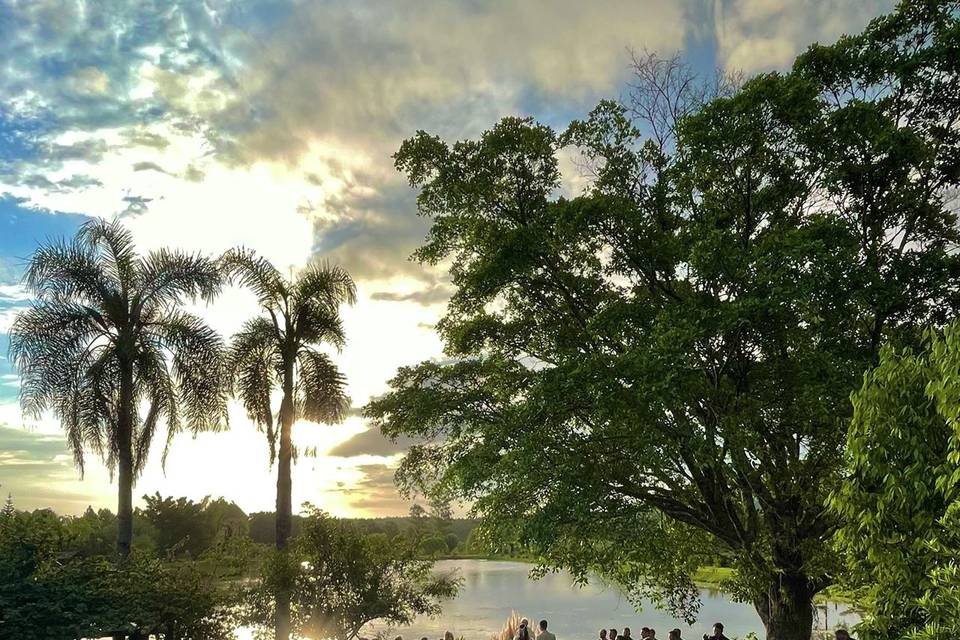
(0, 506), (245, 639)
(244, 506), (460, 640)
(830, 322), (960, 640)
(366, 2), (960, 639)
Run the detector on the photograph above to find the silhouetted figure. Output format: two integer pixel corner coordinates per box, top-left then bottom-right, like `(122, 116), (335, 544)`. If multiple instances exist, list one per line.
(599, 629), (608, 640)
(610, 628), (619, 640)
(647, 630), (656, 639)
(444, 632), (455, 640)
(640, 628), (651, 639)
(538, 619), (556, 640)
(517, 619), (532, 640)
(703, 622), (729, 640)
(622, 627), (632, 640)
(835, 631), (853, 640)
(669, 630), (683, 640)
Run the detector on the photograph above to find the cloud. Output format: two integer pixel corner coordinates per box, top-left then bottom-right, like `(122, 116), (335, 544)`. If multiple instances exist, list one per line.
(712, 0), (894, 74)
(0, 1), (233, 190)
(132, 161), (169, 173)
(216, 0), (689, 164)
(370, 283), (453, 306)
(328, 427), (421, 458)
(335, 463), (409, 514)
(0, 424), (108, 512)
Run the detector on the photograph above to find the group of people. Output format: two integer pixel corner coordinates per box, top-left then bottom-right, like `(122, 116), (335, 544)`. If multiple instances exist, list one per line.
(417, 619), (855, 640)
(595, 621), (727, 640)
(522, 620), (854, 640)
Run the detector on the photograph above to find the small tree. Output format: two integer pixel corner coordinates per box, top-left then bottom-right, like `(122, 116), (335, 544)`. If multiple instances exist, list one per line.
(247, 507), (460, 640)
(829, 323), (960, 640)
(142, 493), (214, 558)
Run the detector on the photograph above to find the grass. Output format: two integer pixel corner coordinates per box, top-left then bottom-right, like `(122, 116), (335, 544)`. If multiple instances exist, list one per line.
(692, 565), (736, 590)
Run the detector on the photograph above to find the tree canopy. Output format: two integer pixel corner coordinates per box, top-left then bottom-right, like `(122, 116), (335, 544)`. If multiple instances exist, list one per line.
(365, 3), (960, 639)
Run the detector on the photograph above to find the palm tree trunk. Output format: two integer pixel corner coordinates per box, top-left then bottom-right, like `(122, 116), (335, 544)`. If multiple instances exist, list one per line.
(117, 358), (135, 558)
(114, 358), (135, 640)
(275, 362), (295, 640)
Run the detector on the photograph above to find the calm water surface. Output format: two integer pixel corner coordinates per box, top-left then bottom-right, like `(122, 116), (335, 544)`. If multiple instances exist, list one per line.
(237, 559), (859, 640)
(370, 560), (857, 640)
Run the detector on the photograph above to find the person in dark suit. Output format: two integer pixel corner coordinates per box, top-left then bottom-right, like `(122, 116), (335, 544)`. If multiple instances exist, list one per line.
(702, 623), (729, 640)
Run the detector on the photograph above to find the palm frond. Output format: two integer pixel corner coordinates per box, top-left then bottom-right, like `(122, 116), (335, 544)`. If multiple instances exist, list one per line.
(134, 248), (222, 311)
(294, 261), (357, 310)
(24, 239), (115, 306)
(153, 310), (229, 436)
(11, 302), (118, 476)
(77, 219), (137, 292)
(296, 347), (350, 424)
(227, 317), (282, 463)
(10, 301), (112, 418)
(294, 303), (348, 350)
(133, 343), (179, 473)
(219, 248), (287, 308)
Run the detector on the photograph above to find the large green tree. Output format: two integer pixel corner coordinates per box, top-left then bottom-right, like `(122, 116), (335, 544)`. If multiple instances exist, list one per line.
(222, 250), (355, 640)
(365, 3), (960, 639)
(830, 323), (960, 640)
(10, 220), (228, 557)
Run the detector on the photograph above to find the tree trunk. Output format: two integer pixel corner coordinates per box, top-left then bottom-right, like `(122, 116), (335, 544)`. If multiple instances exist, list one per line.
(117, 357), (135, 558)
(112, 359), (135, 640)
(754, 572), (815, 640)
(275, 360), (295, 640)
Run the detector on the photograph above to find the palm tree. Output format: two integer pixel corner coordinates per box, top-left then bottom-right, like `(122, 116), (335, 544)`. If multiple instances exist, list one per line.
(221, 249), (355, 640)
(10, 220), (228, 557)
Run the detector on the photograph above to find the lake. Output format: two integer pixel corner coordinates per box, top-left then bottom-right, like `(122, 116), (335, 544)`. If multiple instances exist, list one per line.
(357, 560), (860, 640)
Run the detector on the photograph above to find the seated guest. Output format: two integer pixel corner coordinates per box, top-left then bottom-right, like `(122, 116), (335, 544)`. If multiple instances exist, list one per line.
(610, 628), (619, 640)
(640, 628), (651, 639)
(621, 628), (633, 640)
(599, 629), (608, 640)
(668, 630), (682, 640)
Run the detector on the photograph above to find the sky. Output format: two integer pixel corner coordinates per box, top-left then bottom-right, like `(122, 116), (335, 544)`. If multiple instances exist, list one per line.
(0, 0), (895, 518)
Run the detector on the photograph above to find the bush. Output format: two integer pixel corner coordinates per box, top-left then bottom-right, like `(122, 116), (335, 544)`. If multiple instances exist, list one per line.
(244, 505), (460, 640)
(0, 507), (242, 639)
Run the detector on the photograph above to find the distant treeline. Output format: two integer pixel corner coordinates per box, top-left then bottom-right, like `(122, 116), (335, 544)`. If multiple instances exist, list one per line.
(1, 493), (483, 560)
(248, 511), (479, 548)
